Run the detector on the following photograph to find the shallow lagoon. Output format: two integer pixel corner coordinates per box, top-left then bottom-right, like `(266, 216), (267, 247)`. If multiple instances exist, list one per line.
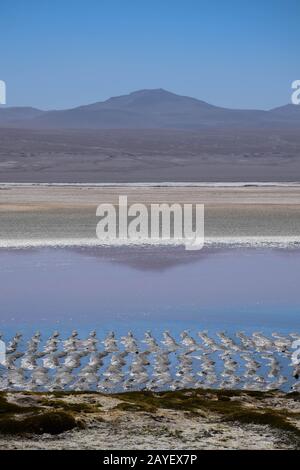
(0, 246), (299, 339)
(1, 246), (299, 392)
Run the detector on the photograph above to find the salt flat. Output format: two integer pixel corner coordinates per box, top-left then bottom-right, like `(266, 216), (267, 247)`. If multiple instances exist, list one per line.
(0, 184), (300, 247)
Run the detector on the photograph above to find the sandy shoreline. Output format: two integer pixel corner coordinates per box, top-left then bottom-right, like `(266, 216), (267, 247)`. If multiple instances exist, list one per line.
(0, 184), (300, 247)
(2, 183), (300, 206)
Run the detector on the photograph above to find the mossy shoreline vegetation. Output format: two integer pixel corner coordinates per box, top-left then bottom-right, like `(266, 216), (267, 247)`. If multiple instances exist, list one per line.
(0, 389), (299, 446)
(112, 389), (300, 443)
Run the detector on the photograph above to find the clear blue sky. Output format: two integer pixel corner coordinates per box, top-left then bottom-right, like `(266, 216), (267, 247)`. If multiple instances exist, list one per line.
(0, 0), (299, 109)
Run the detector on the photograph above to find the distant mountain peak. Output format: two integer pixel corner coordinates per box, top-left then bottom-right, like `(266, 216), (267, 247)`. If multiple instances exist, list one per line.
(103, 88), (184, 106)
(129, 88), (169, 94)
(0, 89), (299, 129)
(127, 88), (176, 97)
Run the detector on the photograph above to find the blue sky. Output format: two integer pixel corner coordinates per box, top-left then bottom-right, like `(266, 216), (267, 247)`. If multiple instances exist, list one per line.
(0, 0), (299, 109)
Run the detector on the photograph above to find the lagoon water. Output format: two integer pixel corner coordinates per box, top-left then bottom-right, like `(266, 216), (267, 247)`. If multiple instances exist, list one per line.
(0, 246), (299, 341)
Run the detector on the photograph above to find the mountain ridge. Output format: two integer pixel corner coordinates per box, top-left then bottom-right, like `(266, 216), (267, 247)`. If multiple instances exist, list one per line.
(0, 89), (299, 129)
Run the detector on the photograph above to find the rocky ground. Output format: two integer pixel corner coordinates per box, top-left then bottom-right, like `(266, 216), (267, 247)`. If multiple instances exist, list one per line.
(1, 128), (300, 183)
(0, 388), (299, 450)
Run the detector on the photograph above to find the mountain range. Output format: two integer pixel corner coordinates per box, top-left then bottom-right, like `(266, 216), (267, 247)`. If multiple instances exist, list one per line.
(0, 89), (299, 129)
